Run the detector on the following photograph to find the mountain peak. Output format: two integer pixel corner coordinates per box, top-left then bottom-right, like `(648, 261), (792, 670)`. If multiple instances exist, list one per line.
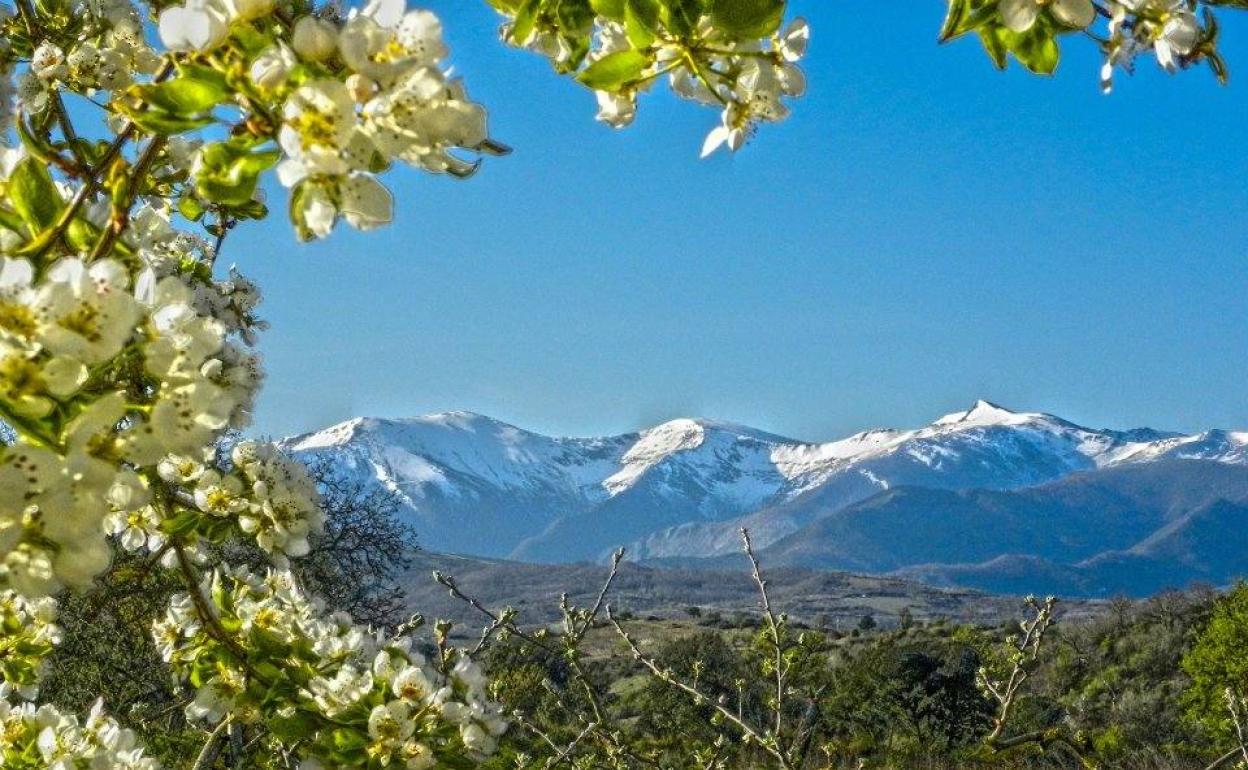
(401, 410), (515, 431)
(642, 417), (799, 445)
(933, 399), (1027, 427)
(623, 419), (708, 464)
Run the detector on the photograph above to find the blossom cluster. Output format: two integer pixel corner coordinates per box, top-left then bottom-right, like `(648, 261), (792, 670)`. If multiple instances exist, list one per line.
(0, 0), (514, 761)
(0, 249), (262, 596)
(1101, 0), (1205, 91)
(17, 0), (161, 114)
(0, 590), (60, 702)
(492, 0), (809, 156)
(599, 17), (808, 157)
(941, 0), (1221, 85)
(0, 698), (160, 770)
(104, 439), (325, 569)
(151, 0), (497, 240)
(154, 566), (507, 768)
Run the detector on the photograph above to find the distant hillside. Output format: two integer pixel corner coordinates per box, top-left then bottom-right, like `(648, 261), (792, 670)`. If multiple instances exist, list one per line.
(399, 551), (1097, 633)
(745, 461), (1248, 597)
(897, 497), (1248, 596)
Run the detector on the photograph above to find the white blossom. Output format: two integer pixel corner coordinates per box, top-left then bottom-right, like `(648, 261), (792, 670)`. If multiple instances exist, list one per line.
(1000, 0), (1095, 32)
(158, 0), (231, 52)
(292, 16), (339, 62)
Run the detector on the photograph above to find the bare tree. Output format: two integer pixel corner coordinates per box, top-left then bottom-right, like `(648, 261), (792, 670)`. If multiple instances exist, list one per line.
(294, 456), (418, 627)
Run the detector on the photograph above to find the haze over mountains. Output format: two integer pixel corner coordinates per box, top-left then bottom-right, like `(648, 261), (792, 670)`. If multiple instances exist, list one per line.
(281, 401), (1248, 597)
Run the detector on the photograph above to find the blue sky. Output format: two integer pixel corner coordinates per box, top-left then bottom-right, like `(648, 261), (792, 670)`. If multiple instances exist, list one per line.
(242, 2), (1248, 442)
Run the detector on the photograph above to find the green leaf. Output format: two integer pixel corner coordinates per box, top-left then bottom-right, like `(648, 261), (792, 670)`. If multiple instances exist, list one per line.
(577, 49), (650, 90)
(510, 0), (543, 43)
(177, 194), (207, 222)
(560, 34), (593, 71)
(131, 70), (229, 115)
(267, 709), (320, 742)
(625, 0), (661, 46)
(939, 0), (969, 42)
(16, 119), (61, 168)
(289, 181), (315, 242)
(662, 0), (704, 36)
(66, 219), (101, 251)
(555, 0), (596, 33)
(978, 26), (1009, 69)
(9, 157), (63, 233)
(0, 207), (26, 234)
(125, 110), (215, 136)
(590, 0), (626, 19)
(1005, 23), (1059, 75)
(233, 199), (269, 221)
(940, 0), (998, 42)
(1208, 50), (1229, 85)
(194, 142), (280, 207)
(231, 23), (272, 56)
(707, 0), (784, 38)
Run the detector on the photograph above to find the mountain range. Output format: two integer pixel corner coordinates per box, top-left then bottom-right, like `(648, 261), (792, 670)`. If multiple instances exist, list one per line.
(281, 400), (1248, 597)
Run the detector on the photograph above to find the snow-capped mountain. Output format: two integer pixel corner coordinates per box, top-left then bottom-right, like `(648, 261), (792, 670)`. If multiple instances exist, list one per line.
(280, 401), (1248, 577)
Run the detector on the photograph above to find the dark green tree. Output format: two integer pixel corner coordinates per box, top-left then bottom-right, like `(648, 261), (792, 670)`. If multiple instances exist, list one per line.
(1183, 582), (1248, 756)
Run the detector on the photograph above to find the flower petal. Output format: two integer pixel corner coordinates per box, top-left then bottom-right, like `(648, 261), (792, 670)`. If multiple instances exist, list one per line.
(1052, 0), (1095, 29)
(999, 0), (1039, 33)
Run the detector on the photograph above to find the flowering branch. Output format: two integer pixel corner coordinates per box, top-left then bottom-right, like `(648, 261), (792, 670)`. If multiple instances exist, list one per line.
(940, 0), (1233, 91)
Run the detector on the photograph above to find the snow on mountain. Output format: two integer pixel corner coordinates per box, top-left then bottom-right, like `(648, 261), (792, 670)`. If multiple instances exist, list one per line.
(280, 401), (1248, 564)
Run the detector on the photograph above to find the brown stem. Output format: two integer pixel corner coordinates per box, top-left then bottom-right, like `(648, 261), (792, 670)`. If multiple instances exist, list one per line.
(89, 134), (168, 261)
(191, 715), (231, 770)
(986, 728), (1096, 770)
(741, 528), (788, 752)
(23, 61), (175, 260)
(1205, 746), (1248, 770)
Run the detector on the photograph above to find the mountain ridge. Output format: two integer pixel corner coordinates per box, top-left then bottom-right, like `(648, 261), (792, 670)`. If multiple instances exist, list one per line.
(280, 401), (1248, 596)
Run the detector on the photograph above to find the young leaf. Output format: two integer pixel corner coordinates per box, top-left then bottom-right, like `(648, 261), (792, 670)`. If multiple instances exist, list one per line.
(131, 71), (229, 115)
(663, 0), (705, 36)
(194, 142), (279, 207)
(708, 0), (785, 38)
(625, 0), (661, 46)
(1006, 24), (1060, 75)
(124, 109), (216, 136)
(66, 219), (102, 251)
(177, 193), (208, 222)
(590, 0), (626, 19)
(9, 157), (63, 233)
(555, 0), (596, 33)
(939, 0), (997, 42)
(979, 25), (1009, 69)
(510, 0), (544, 43)
(939, 0), (969, 42)
(577, 49), (650, 89)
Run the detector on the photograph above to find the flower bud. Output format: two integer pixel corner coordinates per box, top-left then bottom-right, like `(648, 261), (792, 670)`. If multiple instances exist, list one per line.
(249, 43), (295, 90)
(230, 0), (274, 21)
(200, 358), (224, 379)
(293, 16), (338, 62)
